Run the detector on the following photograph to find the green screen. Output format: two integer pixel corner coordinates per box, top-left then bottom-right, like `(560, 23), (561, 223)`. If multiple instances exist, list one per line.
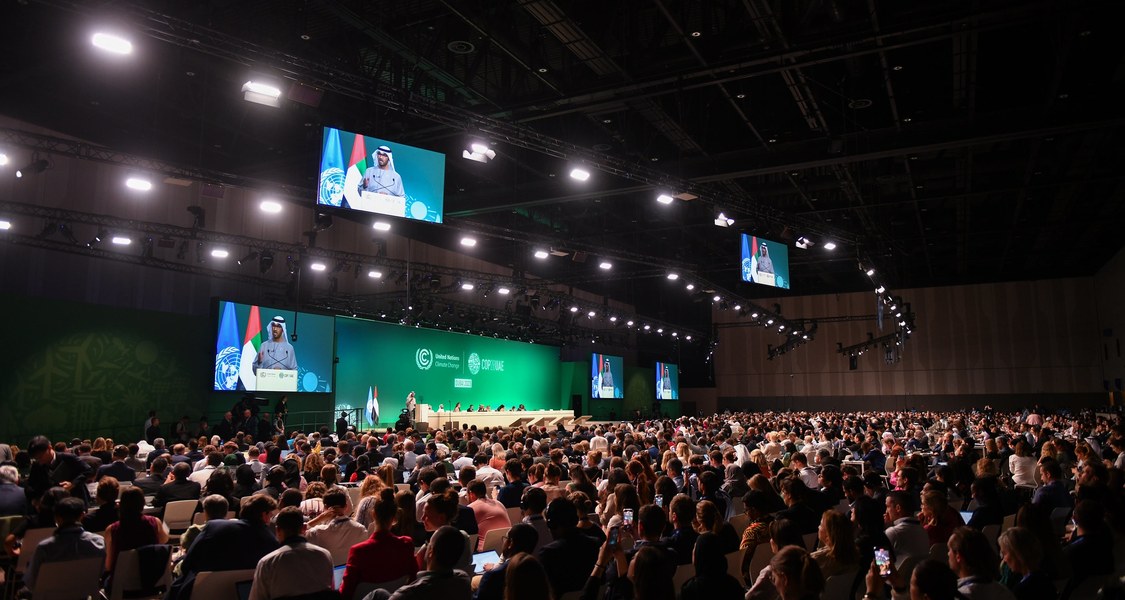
(335, 317), (561, 427)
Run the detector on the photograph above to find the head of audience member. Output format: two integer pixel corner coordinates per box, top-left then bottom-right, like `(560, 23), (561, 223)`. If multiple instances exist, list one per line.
(818, 509), (859, 564)
(273, 506), (306, 543)
(947, 527), (998, 580)
(95, 476), (119, 506)
(119, 487), (147, 520)
(612, 483), (640, 517)
(629, 545), (675, 600)
(279, 488), (303, 510)
(637, 503), (667, 541)
(371, 487), (397, 529)
(172, 462), (191, 481)
(521, 486), (548, 517)
(202, 494), (230, 521)
(422, 487), (460, 531)
(54, 496), (87, 528)
(694, 499), (723, 535)
(544, 497), (579, 537)
(1072, 499), (1105, 537)
(884, 490), (915, 525)
(322, 487), (350, 515)
(693, 532), (730, 579)
(265, 465), (287, 488)
(997, 526), (1042, 578)
(504, 552), (552, 600)
(909, 559), (959, 600)
(240, 494), (278, 525)
(669, 493), (696, 531)
(427, 525), (465, 572)
(769, 519), (805, 553)
(503, 522), (539, 560)
(770, 544), (825, 600)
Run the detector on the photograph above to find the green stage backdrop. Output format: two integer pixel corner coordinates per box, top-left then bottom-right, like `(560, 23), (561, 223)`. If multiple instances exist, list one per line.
(335, 317), (562, 427)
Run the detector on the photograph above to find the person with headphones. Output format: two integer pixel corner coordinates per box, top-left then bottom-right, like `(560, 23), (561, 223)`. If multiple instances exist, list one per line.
(519, 487), (553, 553)
(536, 497), (600, 597)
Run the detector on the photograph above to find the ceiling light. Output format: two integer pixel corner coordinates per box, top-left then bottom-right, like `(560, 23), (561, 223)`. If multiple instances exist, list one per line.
(686, 335), (692, 341)
(587, 311), (596, 317)
(599, 261), (612, 270)
(609, 316), (617, 322)
(92, 33), (133, 55)
(125, 177), (152, 191)
(823, 242), (837, 250)
(461, 282), (474, 291)
(368, 270), (382, 278)
(736, 93), (746, 99)
(497, 287), (510, 295)
(656, 194), (674, 204)
(626, 320), (635, 327)
(569, 306), (579, 313)
(667, 273), (679, 280)
(643, 324), (651, 331)
(734, 304), (742, 310)
(0, 154), (8, 166)
(569, 168), (591, 181)
(210, 249), (229, 259)
(657, 328), (664, 333)
(242, 80), (282, 107)
(537, 67), (548, 73)
(779, 324), (786, 330)
(875, 286), (886, 294)
(751, 312), (759, 318)
(686, 283), (695, 291)
(373, 221), (391, 231)
(866, 268), (876, 277)
(534, 250), (549, 259)
(892, 65), (903, 71)
(795, 236), (813, 249)
(690, 31), (701, 37)
(714, 213), (734, 227)
(310, 262), (327, 271)
(111, 236), (131, 245)
(260, 200), (282, 213)
(766, 319), (774, 325)
(460, 237), (477, 247)
(895, 311), (902, 318)
(0, 220), (11, 230)
(712, 295), (721, 302)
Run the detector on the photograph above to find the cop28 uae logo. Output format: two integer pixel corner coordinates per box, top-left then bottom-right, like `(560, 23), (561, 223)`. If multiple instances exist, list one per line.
(467, 352), (481, 375)
(415, 348), (433, 370)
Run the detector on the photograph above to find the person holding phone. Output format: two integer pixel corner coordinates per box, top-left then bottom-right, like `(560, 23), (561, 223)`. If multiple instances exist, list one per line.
(862, 557), (959, 600)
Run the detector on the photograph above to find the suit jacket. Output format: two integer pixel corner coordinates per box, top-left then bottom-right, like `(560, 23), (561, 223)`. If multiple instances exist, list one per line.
(153, 479), (201, 508)
(166, 518), (281, 600)
(96, 461), (136, 482)
(133, 474), (164, 496)
(0, 482), (27, 517)
(496, 481), (528, 508)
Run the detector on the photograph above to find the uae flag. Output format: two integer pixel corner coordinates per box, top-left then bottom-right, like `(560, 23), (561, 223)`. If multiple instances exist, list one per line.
(238, 305), (262, 390)
(342, 134), (367, 209)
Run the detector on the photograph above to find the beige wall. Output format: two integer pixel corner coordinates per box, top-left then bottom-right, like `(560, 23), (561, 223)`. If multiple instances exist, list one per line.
(713, 278), (1103, 400)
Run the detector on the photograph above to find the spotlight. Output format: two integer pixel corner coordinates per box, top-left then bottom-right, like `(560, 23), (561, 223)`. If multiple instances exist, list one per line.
(823, 242), (837, 250)
(497, 287), (511, 295)
(587, 311), (596, 318)
(368, 270), (383, 278)
(643, 324), (651, 331)
(111, 236), (131, 245)
(237, 251), (259, 265)
(0, 154), (8, 166)
(599, 261), (612, 270)
(569, 167), (591, 181)
(795, 236), (813, 249)
(875, 286), (886, 294)
(258, 251), (274, 273)
(260, 200), (282, 213)
(685, 283), (695, 291)
(460, 237), (477, 247)
(712, 295), (721, 302)
(462, 142), (496, 163)
(310, 262), (327, 272)
(211, 248), (229, 259)
(125, 177), (152, 191)
(16, 159), (48, 178)
(751, 312), (759, 318)
(714, 212), (734, 227)
(372, 221), (391, 231)
(666, 273), (679, 280)
(656, 194), (674, 204)
(91, 32), (133, 55)
(0, 220), (10, 230)
(569, 306), (579, 313)
(242, 80), (283, 107)
(609, 316), (617, 322)
(866, 268), (876, 277)
(461, 282), (474, 291)
(626, 320), (635, 326)
(533, 250), (549, 259)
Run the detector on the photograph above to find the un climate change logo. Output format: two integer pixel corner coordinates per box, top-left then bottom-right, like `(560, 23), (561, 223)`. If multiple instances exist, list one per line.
(467, 353), (481, 375)
(415, 348), (433, 370)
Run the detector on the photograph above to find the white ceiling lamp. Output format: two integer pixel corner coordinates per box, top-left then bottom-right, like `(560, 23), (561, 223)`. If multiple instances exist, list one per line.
(463, 142), (496, 163)
(460, 237), (477, 247)
(372, 221), (391, 231)
(310, 262), (327, 272)
(0, 220), (11, 230)
(569, 167), (591, 181)
(210, 249), (229, 259)
(823, 241), (837, 250)
(125, 177), (152, 191)
(533, 249), (549, 259)
(497, 287), (511, 295)
(111, 236), (131, 245)
(714, 212), (735, 227)
(368, 270), (383, 278)
(666, 273), (679, 280)
(599, 261), (612, 270)
(92, 33), (133, 55)
(260, 200), (283, 213)
(461, 282), (475, 291)
(656, 194), (674, 204)
(242, 80), (283, 108)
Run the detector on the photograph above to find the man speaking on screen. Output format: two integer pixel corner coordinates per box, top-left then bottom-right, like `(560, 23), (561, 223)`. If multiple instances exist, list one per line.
(359, 145), (406, 198)
(253, 316), (298, 372)
(756, 242), (774, 275)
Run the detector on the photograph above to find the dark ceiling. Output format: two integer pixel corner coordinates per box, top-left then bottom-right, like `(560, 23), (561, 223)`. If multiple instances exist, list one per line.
(2, 0), (1124, 344)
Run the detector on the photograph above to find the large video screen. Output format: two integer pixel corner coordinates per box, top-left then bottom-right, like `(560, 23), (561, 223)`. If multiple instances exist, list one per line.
(213, 301), (334, 393)
(316, 126), (445, 223)
(655, 362), (679, 400)
(740, 234), (790, 289)
(591, 353), (624, 399)
(335, 317), (561, 427)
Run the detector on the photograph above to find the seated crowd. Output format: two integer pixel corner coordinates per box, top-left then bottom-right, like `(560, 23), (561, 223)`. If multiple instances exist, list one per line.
(0, 405), (1123, 600)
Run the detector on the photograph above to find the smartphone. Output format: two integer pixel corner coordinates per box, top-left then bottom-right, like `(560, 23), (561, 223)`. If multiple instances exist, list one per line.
(623, 508), (635, 528)
(607, 526), (620, 549)
(655, 494), (664, 508)
(874, 548), (892, 577)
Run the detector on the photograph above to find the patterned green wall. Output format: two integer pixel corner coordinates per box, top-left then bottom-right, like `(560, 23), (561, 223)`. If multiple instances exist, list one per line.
(0, 294), (209, 444)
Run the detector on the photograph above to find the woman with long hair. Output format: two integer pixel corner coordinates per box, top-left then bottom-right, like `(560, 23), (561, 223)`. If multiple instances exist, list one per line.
(920, 490), (964, 546)
(567, 464), (598, 501)
(339, 487), (418, 600)
(769, 545), (825, 600)
(746, 519), (806, 600)
(300, 481), (327, 517)
(504, 552), (554, 600)
(320, 463), (339, 488)
(810, 510), (859, 578)
(104, 487), (169, 574)
(680, 532), (744, 600)
(694, 500), (739, 554)
(392, 488), (426, 546)
(354, 473), (389, 528)
(749, 474), (786, 513)
(302, 451), (324, 483)
(606, 483), (641, 529)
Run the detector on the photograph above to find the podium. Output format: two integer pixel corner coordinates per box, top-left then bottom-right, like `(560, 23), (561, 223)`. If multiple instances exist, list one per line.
(755, 272), (776, 287)
(256, 369), (298, 392)
(353, 191), (406, 217)
(597, 386), (615, 398)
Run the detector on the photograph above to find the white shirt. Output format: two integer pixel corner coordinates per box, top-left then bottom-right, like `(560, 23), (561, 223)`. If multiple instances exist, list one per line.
(248, 539), (334, 600)
(475, 465), (505, 491)
(188, 466), (215, 487)
(798, 467), (819, 490)
(885, 518), (930, 565)
(590, 435), (608, 452)
(306, 517), (371, 566)
(1008, 455), (1039, 488)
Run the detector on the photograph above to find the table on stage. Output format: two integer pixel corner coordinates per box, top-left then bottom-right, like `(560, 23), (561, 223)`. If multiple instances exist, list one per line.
(416, 404), (582, 430)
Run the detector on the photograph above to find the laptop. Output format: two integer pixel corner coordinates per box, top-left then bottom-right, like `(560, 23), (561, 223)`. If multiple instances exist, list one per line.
(333, 565), (347, 589)
(959, 511), (974, 524)
(471, 550), (501, 575)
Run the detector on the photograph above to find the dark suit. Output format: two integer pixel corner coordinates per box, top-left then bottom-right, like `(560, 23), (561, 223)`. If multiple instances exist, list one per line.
(133, 473), (164, 496)
(497, 481), (528, 509)
(28, 451), (92, 504)
(153, 479), (201, 509)
(776, 502), (819, 534)
(536, 531), (601, 596)
(165, 518), (281, 600)
(96, 461), (136, 482)
(0, 482), (27, 516)
(474, 559), (509, 600)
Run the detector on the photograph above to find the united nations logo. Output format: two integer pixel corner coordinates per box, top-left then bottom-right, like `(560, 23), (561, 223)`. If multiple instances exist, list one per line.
(467, 352), (481, 375)
(318, 166), (346, 207)
(214, 346), (241, 391)
(415, 347), (433, 370)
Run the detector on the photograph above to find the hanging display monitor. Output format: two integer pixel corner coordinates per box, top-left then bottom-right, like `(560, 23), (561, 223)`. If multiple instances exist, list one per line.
(655, 362), (679, 400)
(740, 234), (790, 289)
(591, 353), (624, 399)
(213, 300), (334, 393)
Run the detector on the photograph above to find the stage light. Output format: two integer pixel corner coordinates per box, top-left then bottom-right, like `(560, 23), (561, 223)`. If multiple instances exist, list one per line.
(497, 287), (510, 295)
(626, 320), (635, 326)
(779, 324), (786, 330)
(260, 200), (282, 213)
(656, 194), (674, 204)
(568, 306), (579, 313)
(372, 221), (391, 231)
(734, 304), (742, 310)
(609, 316), (618, 322)
(237, 251), (259, 265)
(751, 312), (759, 318)
(92, 33), (133, 55)
(686, 335), (693, 341)
(0, 220), (10, 230)
(368, 270), (382, 278)
(685, 283), (694, 291)
(242, 80), (282, 107)
(125, 177), (152, 191)
(0, 154), (8, 166)
(599, 261), (612, 270)
(461, 282), (474, 291)
(211, 248), (229, 259)
(643, 324), (651, 331)
(766, 319), (774, 325)
(666, 273), (679, 280)
(587, 311), (596, 317)
(875, 286), (886, 294)
(111, 236), (131, 245)
(795, 236), (813, 249)
(823, 242), (837, 250)
(460, 237), (477, 247)
(16, 159), (48, 178)
(713, 295), (721, 302)
(895, 311), (902, 318)
(534, 250), (549, 259)
(714, 212), (734, 227)
(259, 251), (274, 273)
(310, 261), (327, 271)
(569, 168), (590, 181)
